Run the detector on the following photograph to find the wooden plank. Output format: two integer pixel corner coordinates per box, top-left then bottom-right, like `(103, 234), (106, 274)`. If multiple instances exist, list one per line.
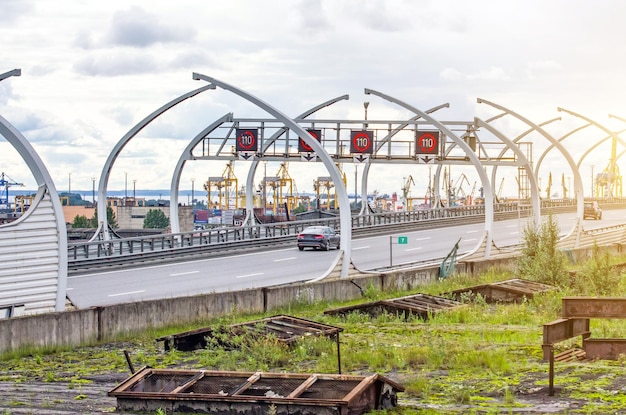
(562, 297), (626, 318)
(543, 318), (590, 345)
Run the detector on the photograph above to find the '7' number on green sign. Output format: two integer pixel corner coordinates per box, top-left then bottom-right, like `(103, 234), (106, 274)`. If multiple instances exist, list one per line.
(398, 236), (408, 244)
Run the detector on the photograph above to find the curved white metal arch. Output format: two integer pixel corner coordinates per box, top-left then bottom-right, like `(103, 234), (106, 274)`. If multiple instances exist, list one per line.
(366, 88), (495, 257)
(170, 113), (234, 233)
(479, 99), (584, 243)
(96, 84), (215, 241)
(0, 114), (68, 312)
(474, 118), (541, 224)
(359, 103), (450, 215)
(558, 107), (621, 199)
(534, 123), (590, 180)
(243, 95), (350, 226)
(193, 73), (352, 278)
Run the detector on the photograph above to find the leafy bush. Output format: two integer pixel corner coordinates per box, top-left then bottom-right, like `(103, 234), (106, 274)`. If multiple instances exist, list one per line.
(571, 244), (622, 295)
(516, 213), (568, 287)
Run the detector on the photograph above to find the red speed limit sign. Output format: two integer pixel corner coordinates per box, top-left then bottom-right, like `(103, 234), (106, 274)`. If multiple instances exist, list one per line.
(235, 128), (258, 152)
(350, 130), (373, 153)
(298, 129), (321, 152)
(415, 131), (440, 154)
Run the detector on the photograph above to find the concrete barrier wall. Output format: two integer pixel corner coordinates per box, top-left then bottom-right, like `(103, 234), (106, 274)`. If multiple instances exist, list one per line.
(98, 288), (265, 340)
(0, 244), (620, 354)
(0, 308), (99, 352)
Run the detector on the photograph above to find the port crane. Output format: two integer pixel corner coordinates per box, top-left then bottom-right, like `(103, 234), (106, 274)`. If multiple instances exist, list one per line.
(265, 162), (297, 214)
(401, 175), (416, 210)
(0, 172), (24, 210)
(204, 161), (239, 210)
(313, 163), (346, 210)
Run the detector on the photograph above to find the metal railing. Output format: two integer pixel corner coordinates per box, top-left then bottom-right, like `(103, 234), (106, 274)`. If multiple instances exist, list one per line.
(66, 199), (626, 274)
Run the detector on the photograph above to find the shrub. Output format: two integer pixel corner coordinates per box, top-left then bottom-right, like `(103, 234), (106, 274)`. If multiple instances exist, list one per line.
(516, 213), (568, 287)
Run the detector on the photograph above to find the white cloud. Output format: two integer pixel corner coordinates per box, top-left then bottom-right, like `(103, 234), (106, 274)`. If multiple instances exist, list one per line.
(1, 0), (626, 198)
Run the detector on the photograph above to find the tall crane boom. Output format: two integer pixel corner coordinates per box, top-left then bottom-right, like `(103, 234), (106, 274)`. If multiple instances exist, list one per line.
(0, 172), (24, 209)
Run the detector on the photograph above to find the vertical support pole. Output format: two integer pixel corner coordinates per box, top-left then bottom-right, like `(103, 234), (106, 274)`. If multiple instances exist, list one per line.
(548, 346), (554, 396)
(336, 333), (341, 374)
(389, 236), (393, 267)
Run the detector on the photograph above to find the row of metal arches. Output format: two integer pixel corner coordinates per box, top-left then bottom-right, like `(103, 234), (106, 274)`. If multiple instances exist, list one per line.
(1, 69), (623, 316)
(94, 73), (625, 279)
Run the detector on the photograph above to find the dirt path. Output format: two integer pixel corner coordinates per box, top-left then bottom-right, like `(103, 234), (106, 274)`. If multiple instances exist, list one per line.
(0, 374), (131, 415)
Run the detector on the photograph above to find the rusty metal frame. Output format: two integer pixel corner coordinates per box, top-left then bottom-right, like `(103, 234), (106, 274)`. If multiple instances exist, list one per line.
(323, 293), (462, 319)
(157, 315), (343, 373)
(158, 314), (341, 351)
(109, 367), (404, 415)
(543, 297), (626, 396)
(445, 278), (555, 303)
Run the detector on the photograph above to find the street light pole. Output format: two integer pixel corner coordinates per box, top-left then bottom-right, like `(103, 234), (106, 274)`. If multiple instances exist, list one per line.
(68, 172), (72, 205)
(191, 178), (195, 207)
(91, 177), (96, 205)
(133, 179), (136, 202)
(591, 165), (595, 198)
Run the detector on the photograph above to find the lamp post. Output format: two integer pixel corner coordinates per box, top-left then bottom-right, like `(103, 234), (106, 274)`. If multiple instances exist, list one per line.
(133, 179), (136, 202)
(91, 177), (96, 205)
(68, 172), (72, 205)
(591, 165), (595, 198)
(568, 176), (571, 199)
(191, 178), (195, 207)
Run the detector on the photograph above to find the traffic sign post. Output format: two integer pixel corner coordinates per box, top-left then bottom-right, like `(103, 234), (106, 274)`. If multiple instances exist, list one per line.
(389, 235), (408, 267)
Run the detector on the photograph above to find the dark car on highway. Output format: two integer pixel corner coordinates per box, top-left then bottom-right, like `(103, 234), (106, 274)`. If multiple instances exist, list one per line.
(296, 226), (340, 251)
(583, 201), (602, 220)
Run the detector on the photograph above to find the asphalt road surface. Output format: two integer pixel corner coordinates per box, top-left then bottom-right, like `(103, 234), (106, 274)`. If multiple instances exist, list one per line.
(66, 209), (621, 309)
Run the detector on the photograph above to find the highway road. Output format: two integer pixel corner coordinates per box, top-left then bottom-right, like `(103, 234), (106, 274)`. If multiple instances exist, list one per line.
(66, 210), (622, 309)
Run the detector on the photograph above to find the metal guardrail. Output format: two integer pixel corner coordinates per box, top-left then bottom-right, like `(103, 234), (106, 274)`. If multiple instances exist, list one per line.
(66, 203), (524, 274)
(66, 200), (626, 274)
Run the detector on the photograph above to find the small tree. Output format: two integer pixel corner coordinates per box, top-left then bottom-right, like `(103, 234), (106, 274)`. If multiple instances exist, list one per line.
(90, 206), (118, 229)
(143, 209), (170, 229)
(72, 214), (91, 228)
(516, 213), (568, 287)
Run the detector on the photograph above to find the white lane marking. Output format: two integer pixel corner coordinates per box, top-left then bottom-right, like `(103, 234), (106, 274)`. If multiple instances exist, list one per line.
(236, 272), (264, 279)
(466, 230), (478, 233)
(68, 247), (298, 279)
(66, 287), (74, 291)
(405, 247), (422, 252)
(170, 271), (200, 276)
(510, 231), (519, 235)
(274, 257), (296, 262)
(352, 246), (370, 250)
(506, 225), (517, 228)
(465, 238), (477, 242)
(108, 290), (145, 297)
(414, 237), (430, 241)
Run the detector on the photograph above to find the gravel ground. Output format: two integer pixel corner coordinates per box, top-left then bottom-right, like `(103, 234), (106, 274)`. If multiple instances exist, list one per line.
(0, 373), (606, 415)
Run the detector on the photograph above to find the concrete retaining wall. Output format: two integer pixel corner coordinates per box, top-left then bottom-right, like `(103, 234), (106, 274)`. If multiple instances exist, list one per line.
(0, 244), (620, 354)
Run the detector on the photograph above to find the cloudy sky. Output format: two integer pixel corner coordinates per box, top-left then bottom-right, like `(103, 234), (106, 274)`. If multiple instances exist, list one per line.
(2, 0), (626, 202)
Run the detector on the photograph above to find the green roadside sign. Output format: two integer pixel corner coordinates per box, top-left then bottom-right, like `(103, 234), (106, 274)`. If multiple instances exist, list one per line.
(398, 236), (408, 244)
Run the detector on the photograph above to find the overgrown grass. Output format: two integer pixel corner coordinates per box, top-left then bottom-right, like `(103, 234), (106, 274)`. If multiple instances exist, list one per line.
(2, 245), (626, 413)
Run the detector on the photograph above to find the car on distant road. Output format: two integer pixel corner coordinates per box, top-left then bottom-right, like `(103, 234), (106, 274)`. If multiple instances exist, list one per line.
(296, 226), (340, 251)
(583, 201), (602, 220)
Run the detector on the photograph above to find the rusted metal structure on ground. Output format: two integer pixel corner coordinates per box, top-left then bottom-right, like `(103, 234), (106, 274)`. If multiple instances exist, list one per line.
(323, 293), (462, 319)
(444, 278), (555, 303)
(109, 367), (404, 415)
(157, 315), (342, 352)
(157, 315), (343, 373)
(543, 297), (626, 396)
